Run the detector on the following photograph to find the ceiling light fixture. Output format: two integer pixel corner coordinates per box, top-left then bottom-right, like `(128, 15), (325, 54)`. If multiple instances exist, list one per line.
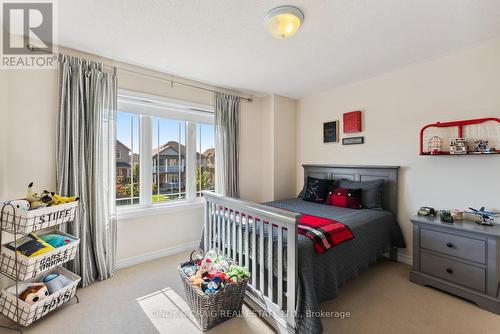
(264, 5), (304, 39)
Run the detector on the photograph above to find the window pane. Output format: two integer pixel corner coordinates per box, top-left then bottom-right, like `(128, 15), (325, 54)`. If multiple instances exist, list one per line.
(116, 111), (140, 206)
(152, 117), (186, 203)
(196, 123), (215, 197)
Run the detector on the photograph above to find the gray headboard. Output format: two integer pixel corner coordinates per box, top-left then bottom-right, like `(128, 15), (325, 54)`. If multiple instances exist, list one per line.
(302, 164), (400, 217)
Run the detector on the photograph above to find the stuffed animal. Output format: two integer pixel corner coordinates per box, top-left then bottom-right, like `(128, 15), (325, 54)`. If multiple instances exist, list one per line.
(26, 182), (47, 210)
(19, 283), (49, 305)
(38, 233), (74, 248)
(2, 200), (30, 213)
(51, 193), (79, 205)
(189, 272), (204, 287)
(42, 273), (73, 294)
(226, 264), (250, 283)
(201, 275), (225, 295)
(40, 191), (55, 206)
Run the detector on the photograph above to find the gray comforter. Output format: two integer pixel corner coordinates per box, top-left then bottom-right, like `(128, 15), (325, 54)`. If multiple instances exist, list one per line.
(264, 198), (405, 334)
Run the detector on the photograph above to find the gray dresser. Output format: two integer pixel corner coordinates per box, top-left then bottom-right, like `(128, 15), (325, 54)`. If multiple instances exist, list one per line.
(410, 215), (500, 314)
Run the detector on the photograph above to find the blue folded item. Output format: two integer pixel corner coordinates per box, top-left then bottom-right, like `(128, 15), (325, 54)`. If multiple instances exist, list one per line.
(42, 273), (73, 294)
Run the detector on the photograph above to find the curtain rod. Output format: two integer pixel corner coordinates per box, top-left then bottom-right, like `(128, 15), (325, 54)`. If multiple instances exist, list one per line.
(26, 44), (253, 102)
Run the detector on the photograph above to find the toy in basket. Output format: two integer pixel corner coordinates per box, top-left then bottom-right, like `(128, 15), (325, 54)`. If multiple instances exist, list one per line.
(179, 249), (250, 331)
(0, 183), (79, 234)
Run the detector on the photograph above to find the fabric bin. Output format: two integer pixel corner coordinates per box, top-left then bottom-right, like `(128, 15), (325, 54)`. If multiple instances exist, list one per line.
(0, 266), (80, 326)
(179, 260), (249, 331)
(0, 229), (80, 281)
(0, 201), (78, 234)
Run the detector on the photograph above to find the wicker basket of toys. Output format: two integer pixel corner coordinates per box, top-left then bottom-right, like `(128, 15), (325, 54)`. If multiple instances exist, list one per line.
(178, 249), (250, 331)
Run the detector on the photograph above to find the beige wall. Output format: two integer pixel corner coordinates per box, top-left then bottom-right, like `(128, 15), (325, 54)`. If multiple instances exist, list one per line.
(259, 95), (298, 202)
(1, 47), (265, 264)
(273, 95), (298, 200)
(298, 37), (500, 259)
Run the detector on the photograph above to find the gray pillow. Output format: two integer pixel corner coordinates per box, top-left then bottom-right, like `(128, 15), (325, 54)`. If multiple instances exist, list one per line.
(337, 179), (384, 209)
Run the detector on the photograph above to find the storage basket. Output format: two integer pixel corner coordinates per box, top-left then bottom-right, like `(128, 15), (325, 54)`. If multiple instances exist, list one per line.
(0, 266), (80, 326)
(0, 201), (79, 234)
(178, 257), (249, 331)
(0, 229), (80, 281)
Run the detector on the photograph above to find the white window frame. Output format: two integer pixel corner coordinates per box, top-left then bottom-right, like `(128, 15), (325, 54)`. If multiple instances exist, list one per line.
(116, 149), (121, 160)
(116, 89), (214, 218)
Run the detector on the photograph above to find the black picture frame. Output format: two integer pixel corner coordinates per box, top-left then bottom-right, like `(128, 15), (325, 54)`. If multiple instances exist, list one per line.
(342, 136), (364, 145)
(323, 121), (339, 143)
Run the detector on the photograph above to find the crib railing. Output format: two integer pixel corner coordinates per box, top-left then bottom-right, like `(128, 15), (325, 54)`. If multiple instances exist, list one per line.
(203, 191), (299, 332)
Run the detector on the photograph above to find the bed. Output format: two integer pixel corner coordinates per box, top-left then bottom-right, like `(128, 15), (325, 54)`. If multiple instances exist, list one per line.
(202, 164), (405, 334)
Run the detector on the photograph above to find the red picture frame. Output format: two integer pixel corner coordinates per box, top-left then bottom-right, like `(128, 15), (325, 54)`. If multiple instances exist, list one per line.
(343, 111), (362, 134)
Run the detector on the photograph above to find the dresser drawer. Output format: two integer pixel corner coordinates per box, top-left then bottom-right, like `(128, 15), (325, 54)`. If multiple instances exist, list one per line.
(420, 228), (486, 264)
(421, 252), (486, 292)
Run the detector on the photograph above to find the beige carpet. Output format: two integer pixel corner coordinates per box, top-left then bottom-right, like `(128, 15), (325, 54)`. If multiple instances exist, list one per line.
(1, 252), (499, 334)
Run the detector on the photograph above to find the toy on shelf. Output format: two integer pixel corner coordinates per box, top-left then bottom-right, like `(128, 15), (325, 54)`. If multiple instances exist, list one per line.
(450, 138), (468, 155)
(24, 182), (79, 210)
(19, 283), (49, 305)
(466, 207), (498, 226)
(38, 233), (74, 248)
(471, 140), (497, 154)
(417, 206), (436, 217)
(42, 273), (73, 294)
(439, 210), (454, 223)
(428, 136), (443, 155)
(5, 234), (54, 257)
(26, 183), (49, 210)
(51, 193), (79, 205)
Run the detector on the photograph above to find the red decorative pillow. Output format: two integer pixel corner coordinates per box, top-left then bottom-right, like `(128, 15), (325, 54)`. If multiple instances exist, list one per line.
(331, 188), (362, 209)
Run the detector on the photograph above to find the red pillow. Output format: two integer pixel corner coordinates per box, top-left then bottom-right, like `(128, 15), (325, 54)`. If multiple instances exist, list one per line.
(331, 188), (362, 209)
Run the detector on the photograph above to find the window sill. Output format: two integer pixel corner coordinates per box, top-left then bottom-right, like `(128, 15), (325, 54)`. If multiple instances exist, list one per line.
(117, 199), (204, 221)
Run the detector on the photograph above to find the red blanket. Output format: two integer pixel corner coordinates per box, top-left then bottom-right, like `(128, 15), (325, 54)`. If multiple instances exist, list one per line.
(298, 214), (354, 254)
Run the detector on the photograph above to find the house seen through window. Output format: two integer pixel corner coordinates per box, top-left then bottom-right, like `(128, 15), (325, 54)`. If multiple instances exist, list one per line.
(115, 93), (215, 208)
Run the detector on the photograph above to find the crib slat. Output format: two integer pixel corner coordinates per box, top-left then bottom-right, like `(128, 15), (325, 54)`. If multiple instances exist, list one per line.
(222, 207), (226, 256)
(268, 222), (273, 300)
(259, 218), (264, 292)
(232, 211), (237, 260)
(204, 200), (209, 251)
(277, 226), (283, 309)
(238, 212), (243, 265)
(244, 214), (249, 268)
(251, 216), (257, 286)
(229, 210), (232, 258)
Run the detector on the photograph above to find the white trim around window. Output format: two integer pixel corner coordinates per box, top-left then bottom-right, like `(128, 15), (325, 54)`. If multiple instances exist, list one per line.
(116, 89), (215, 216)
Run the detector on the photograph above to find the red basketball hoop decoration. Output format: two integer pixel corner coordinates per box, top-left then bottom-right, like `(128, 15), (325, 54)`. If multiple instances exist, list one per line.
(428, 136), (443, 155)
(420, 117), (500, 155)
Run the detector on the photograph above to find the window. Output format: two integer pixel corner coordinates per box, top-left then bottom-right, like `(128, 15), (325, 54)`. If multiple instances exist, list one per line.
(115, 91), (215, 209)
(152, 117), (186, 203)
(196, 123), (216, 197)
(116, 112), (140, 206)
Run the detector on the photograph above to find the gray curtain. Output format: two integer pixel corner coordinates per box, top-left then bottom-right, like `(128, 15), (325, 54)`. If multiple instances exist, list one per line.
(214, 92), (240, 197)
(56, 54), (117, 287)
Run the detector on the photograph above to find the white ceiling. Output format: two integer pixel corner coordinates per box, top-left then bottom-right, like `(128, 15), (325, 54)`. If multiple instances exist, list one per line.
(58, 0), (500, 98)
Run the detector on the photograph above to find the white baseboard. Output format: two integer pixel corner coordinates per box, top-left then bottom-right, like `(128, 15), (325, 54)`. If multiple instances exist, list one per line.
(397, 252), (413, 266)
(383, 250), (413, 266)
(115, 240), (200, 270)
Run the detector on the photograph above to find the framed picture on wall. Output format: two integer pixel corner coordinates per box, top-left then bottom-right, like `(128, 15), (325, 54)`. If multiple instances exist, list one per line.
(323, 121), (339, 143)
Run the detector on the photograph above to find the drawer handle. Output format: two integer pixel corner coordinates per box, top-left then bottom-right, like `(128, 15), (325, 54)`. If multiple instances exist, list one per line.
(446, 268), (453, 274)
(446, 242), (454, 248)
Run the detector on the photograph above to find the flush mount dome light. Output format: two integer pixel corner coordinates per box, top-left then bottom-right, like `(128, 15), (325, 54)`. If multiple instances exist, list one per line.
(264, 5), (304, 39)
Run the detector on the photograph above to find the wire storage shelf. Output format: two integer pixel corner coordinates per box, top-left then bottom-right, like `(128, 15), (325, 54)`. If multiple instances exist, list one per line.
(0, 267), (80, 326)
(0, 202), (78, 235)
(0, 201), (81, 332)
